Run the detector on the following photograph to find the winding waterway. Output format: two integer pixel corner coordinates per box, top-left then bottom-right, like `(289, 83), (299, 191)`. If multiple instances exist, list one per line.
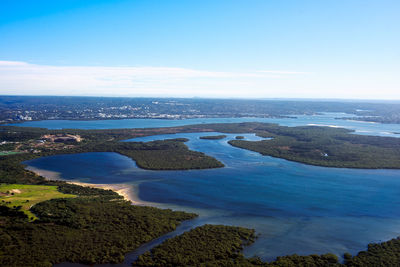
(23, 114), (400, 265)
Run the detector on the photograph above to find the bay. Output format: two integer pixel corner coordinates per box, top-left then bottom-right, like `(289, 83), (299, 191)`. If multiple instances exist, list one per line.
(26, 129), (400, 262)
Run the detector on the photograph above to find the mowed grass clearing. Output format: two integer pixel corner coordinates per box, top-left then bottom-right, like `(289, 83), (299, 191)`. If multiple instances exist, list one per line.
(0, 184), (76, 220)
(0, 151), (22, 156)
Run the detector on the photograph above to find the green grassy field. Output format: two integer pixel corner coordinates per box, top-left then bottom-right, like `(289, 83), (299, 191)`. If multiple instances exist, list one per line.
(0, 151), (22, 156)
(0, 184), (76, 220)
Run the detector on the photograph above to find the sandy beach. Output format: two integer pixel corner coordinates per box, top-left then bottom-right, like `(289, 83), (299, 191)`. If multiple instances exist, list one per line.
(67, 181), (146, 205)
(26, 166), (146, 205)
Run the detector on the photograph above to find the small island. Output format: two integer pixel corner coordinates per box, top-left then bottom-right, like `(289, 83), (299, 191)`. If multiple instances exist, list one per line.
(225, 124), (400, 169)
(199, 135), (227, 140)
(235, 135), (245, 139)
(108, 138), (224, 170)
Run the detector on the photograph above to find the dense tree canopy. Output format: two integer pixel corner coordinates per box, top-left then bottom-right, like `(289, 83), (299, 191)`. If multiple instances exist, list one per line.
(133, 223), (400, 267)
(0, 193), (196, 266)
(229, 125), (400, 169)
(133, 224), (257, 267)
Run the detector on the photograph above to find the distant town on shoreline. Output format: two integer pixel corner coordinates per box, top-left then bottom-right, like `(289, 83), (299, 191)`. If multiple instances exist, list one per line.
(1, 95), (400, 124)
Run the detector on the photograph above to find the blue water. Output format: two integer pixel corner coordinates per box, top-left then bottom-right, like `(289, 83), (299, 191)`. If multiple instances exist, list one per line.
(10, 112), (400, 137)
(26, 131), (400, 262)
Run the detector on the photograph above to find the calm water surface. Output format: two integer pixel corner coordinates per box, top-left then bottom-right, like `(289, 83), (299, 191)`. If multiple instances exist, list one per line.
(26, 128), (400, 262)
(11, 112), (400, 137)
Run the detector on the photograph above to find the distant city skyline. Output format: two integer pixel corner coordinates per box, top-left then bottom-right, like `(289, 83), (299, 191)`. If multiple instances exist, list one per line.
(0, 0), (399, 99)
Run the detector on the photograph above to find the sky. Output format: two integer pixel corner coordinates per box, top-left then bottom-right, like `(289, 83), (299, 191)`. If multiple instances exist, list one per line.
(0, 0), (399, 99)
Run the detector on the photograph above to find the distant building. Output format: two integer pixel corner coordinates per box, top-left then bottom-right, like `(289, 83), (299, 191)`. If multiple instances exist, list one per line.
(42, 134), (82, 143)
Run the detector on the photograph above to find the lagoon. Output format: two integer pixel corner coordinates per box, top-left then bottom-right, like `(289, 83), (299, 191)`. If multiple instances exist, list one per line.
(26, 129), (400, 262)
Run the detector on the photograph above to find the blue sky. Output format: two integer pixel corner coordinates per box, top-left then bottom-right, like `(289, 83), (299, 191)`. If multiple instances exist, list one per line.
(0, 0), (399, 99)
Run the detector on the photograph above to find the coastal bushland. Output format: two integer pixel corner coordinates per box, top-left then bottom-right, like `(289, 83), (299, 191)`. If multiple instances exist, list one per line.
(229, 125), (400, 169)
(132, 224), (400, 267)
(0, 190), (196, 266)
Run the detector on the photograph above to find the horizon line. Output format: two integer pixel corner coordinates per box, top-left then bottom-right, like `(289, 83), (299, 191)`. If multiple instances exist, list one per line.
(1, 94), (400, 103)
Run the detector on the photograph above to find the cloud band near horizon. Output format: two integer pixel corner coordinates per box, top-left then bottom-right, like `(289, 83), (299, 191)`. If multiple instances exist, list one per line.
(0, 60), (398, 100)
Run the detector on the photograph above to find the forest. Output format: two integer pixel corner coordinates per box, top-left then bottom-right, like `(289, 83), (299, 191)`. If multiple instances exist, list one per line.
(111, 139), (224, 170)
(132, 224), (400, 267)
(228, 124), (400, 169)
(0, 126), (224, 171)
(54, 138), (225, 170)
(0, 187), (196, 266)
(133, 224), (257, 267)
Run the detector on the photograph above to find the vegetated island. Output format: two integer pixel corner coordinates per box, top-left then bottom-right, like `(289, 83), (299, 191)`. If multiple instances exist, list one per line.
(235, 135), (245, 139)
(224, 123), (400, 169)
(0, 129), (224, 172)
(102, 138), (224, 170)
(338, 116), (400, 124)
(199, 134), (227, 140)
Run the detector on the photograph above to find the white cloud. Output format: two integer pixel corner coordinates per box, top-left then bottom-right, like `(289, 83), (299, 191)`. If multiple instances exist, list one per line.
(0, 60), (398, 99)
(0, 61), (309, 97)
(257, 70), (311, 75)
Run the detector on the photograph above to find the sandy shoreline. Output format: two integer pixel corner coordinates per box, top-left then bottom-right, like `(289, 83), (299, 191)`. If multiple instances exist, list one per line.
(68, 181), (146, 205)
(26, 166), (146, 205)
